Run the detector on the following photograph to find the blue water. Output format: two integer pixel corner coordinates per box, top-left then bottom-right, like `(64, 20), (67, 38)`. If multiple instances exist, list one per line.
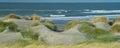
(0, 3), (120, 24)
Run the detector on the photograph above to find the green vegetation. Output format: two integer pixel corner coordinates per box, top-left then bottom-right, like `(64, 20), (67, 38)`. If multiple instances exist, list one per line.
(111, 24), (120, 32)
(79, 21), (117, 42)
(0, 21), (18, 32)
(43, 19), (57, 31)
(7, 22), (18, 32)
(79, 22), (109, 37)
(4, 13), (21, 20)
(0, 27), (6, 33)
(96, 34), (116, 42)
(64, 20), (80, 31)
(20, 27), (38, 40)
(79, 21), (95, 27)
(92, 16), (108, 24)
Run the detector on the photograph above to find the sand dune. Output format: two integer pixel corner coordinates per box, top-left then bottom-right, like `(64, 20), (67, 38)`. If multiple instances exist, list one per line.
(31, 24), (89, 45)
(0, 29), (22, 44)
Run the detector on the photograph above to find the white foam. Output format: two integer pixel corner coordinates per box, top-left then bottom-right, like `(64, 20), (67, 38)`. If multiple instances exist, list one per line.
(42, 14), (120, 20)
(83, 10), (120, 13)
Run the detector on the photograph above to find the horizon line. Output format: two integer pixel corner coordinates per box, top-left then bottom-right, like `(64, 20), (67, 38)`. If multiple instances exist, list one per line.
(0, 2), (120, 3)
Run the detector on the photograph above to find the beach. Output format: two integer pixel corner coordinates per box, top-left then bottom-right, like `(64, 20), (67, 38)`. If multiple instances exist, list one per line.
(0, 13), (119, 48)
(1, 2), (120, 48)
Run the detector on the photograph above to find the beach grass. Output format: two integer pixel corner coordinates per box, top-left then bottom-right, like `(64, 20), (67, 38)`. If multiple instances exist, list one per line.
(44, 19), (57, 31)
(30, 22), (41, 26)
(7, 22), (18, 32)
(3, 13), (21, 20)
(31, 15), (41, 21)
(20, 27), (39, 40)
(0, 21), (18, 32)
(23, 16), (30, 20)
(64, 20), (80, 31)
(111, 24), (120, 32)
(114, 17), (120, 23)
(92, 16), (108, 24)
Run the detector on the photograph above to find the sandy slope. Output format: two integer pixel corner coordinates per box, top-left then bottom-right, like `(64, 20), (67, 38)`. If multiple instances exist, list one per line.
(31, 24), (89, 45)
(0, 31), (22, 44)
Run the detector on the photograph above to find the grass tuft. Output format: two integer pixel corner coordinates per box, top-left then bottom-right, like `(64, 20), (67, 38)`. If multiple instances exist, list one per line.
(20, 27), (39, 40)
(0, 21), (18, 32)
(23, 16), (30, 20)
(64, 20), (80, 31)
(4, 13), (21, 20)
(43, 19), (57, 31)
(92, 16), (108, 24)
(111, 24), (120, 32)
(31, 14), (41, 21)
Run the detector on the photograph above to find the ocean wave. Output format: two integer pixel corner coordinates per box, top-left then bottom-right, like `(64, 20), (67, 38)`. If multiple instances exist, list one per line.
(42, 14), (120, 20)
(83, 10), (120, 13)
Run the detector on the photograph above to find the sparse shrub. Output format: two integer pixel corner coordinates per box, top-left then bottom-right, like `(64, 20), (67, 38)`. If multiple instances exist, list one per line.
(92, 16), (108, 24)
(111, 24), (120, 32)
(23, 16), (30, 20)
(64, 20), (80, 30)
(4, 13), (21, 20)
(21, 27), (38, 40)
(44, 19), (57, 31)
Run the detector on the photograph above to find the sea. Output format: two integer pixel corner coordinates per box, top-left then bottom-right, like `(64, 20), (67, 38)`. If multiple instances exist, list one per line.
(0, 2), (120, 24)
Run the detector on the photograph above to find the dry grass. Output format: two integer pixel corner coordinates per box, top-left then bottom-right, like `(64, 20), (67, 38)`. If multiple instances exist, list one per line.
(23, 16), (30, 20)
(4, 13), (21, 20)
(111, 24), (120, 33)
(44, 19), (57, 31)
(92, 16), (108, 24)
(113, 17), (120, 25)
(0, 42), (120, 48)
(31, 14), (41, 21)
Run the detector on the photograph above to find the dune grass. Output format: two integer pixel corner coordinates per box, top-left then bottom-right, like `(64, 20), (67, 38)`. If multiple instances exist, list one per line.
(43, 19), (57, 31)
(64, 20), (80, 31)
(4, 13), (21, 20)
(20, 27), (39, 40)
(30, 22), (41, 26)
(7, 22), (18, 32)
(0, 21), (18, 32)
(23, 16), (30, 20)
(31, 15), (41, 21)
(78, 21), (116, 41)
(92, 16), (108, 24)
(111, 24), (120, 32)
(113, 17), (120, 23)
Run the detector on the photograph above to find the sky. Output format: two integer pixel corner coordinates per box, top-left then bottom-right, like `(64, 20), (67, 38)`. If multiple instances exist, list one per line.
(0, 0), (120, 3)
